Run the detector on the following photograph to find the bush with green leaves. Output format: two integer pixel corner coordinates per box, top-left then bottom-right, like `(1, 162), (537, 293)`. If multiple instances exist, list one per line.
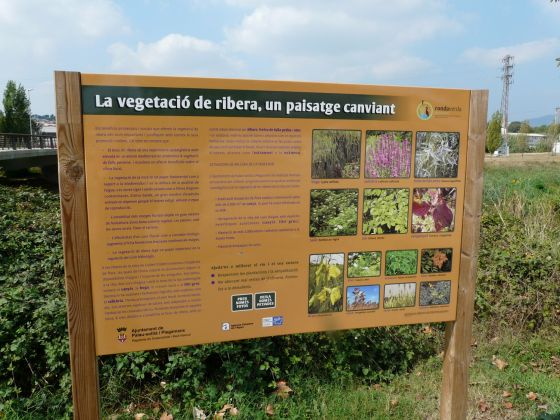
(347, 251), (381, 277)
(362, 188), (409, 235)
(385, 250), (418, 276)
(310, 189), (358, 236)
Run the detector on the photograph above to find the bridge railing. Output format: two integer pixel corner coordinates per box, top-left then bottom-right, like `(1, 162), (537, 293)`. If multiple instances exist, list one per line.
(0, 133), (58, 150)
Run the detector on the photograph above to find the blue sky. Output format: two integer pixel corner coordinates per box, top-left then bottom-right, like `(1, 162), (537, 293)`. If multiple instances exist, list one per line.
(1, 0), (559, 121)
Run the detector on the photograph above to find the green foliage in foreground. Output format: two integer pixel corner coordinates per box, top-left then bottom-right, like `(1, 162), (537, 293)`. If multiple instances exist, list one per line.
(0, 185), (435, 417)
(1, 162), (560, 417)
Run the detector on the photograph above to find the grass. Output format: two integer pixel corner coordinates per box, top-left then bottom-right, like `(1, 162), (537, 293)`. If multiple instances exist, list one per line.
(104, 328), (559, 419)
(2, 160), (559, 419)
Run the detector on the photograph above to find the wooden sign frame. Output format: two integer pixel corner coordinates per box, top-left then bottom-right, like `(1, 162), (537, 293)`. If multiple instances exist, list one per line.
(55, 71), (487, 419)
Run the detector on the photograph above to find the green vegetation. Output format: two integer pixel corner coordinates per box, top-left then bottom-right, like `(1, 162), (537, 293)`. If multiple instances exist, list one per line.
(308, 254), (344, 314)
(385, 250), (418, 276)
(383, 283), (416, 309)
(486, 111), (503, 154)
(1, 162), (560, 418)
(347, 251), (381, 278)
(362, 188), (409, 235)
(311, 129), (361, 179)
(309, 189), (358, 236)
(1, 80), (32, 134)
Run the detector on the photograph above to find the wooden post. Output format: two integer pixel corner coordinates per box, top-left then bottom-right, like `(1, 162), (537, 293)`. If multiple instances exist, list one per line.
(55, 71), (101, 419)
(440, 90), (488, 419)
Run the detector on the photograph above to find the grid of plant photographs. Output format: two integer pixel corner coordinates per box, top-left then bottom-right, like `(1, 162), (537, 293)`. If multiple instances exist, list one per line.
(312, 129), (361, 179)
(306, 128), (463, 313)
(307, 250), (453, 313)
(365, 131), (412, 178)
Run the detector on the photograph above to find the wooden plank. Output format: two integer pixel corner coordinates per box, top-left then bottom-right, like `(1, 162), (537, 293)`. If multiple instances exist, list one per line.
(440, 90), (488, 419)
(55, 71), (100, 419)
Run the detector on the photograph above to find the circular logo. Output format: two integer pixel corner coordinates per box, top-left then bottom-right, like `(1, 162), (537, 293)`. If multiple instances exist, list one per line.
(417, 101), (433, 120)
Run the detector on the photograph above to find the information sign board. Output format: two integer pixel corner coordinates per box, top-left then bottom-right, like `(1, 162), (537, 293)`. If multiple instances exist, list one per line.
(79, 74), (472, 355)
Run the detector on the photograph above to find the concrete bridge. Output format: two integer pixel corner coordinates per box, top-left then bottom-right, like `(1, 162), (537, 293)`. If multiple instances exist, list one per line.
(0, 133), (58, 182)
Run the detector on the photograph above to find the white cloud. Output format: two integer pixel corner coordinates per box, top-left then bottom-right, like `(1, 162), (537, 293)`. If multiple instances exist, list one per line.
(462, 38), (560, 67)
(222, 1), (460, 82)
(108, 34), (244, 76)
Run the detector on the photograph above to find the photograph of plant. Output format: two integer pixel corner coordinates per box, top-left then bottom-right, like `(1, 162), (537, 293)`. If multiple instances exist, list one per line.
(362, 188), (409, 235)
(384, 283), (416, 309)
(411, 188), (457, 233)
(308, 253), (344, 314)
(385, 249), (418, 276)
(419, 280), (451, 306)
(421, 248), (453, 273)
(310, 189), (358, 236)
(365, 131), (412, 178)
(312, 129), (361, 178)
(414, 132), (460, 178)
(346, 285), (380, 311)
(347, 251), (381, 278)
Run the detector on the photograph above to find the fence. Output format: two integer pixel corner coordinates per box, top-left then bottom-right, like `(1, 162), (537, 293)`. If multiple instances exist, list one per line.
(0, 133), (57, 150)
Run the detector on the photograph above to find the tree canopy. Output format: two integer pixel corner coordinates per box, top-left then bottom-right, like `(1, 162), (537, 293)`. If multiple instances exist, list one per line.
(486, 111), (503, 154)
(0, 81), (31, 134)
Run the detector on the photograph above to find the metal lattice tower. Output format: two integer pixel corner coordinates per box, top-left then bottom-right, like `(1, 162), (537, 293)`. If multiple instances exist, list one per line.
(500, 55), (514, 153)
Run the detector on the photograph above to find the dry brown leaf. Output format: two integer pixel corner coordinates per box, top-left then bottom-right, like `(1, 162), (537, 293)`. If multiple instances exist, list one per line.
(274, 381), (293, 399)
(478, 400), (489, 413)
(390, 399), (398, 408)
(160, 412), (173, 420)
(213, 413), (224, 420)
(492, 355), (508, 370)
(537, 404), (548, 411)
(229, 406), (239, 416)
(134, 414), (147, 420)
(265, 404), (275, 416)
(160, 381), (167, 388)
(217, 404), (233, 414)
(527, 391), (538, 401)
(372, 384), (382, 390)
(193, 407), (207, 420)
(503, 402), (513, 409)
(421, 325), (433, 335)
(502, 390), (512, 398)
(126, 403), (135, 414)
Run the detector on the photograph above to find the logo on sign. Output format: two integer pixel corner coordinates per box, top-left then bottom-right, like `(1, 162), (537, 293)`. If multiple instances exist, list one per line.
(417, 100), (433, 120)
(221, 322), (230, 331)
(262, 317), (274, 327)
(116, 326), (127, 343)
(273, 316), (284, 326)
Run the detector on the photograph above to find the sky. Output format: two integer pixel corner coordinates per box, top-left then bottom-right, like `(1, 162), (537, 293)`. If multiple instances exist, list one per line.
(1, 0), (559, 121)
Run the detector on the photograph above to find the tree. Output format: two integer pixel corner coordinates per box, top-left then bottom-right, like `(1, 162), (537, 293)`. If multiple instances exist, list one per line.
(486, 111), (503, 154)
(508, 121), (521, 133)
(0, 81), (31, 134)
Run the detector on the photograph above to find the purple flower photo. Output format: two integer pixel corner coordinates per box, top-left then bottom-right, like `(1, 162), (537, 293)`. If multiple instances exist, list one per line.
(365, 131), (412, 178)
